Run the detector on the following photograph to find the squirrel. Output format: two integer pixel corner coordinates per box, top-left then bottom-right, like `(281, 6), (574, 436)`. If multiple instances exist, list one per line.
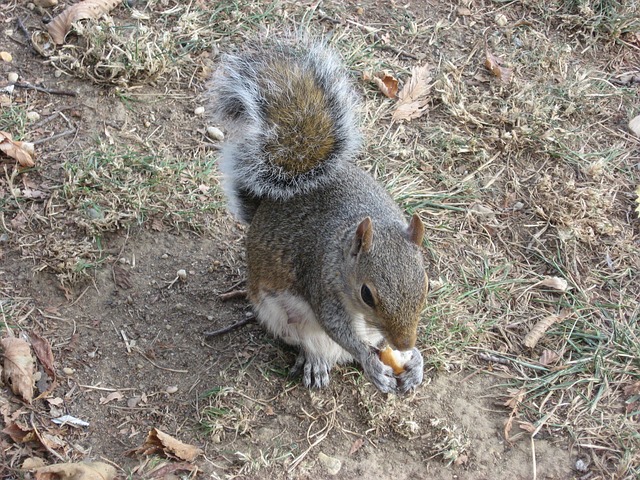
(209, 39), (428, 394)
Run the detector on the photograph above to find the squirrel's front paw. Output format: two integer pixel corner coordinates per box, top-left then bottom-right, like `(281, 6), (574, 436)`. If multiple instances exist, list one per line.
(397, 348), (424, 393)
(361, 351), (398, 393)
(290, 351), (331, 389)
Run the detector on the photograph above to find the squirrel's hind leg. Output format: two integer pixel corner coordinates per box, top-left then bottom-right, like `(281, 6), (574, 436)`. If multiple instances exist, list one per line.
(250, 290), (353, 388)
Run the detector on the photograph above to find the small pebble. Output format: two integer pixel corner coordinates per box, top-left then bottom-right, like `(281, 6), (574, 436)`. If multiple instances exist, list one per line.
(54, 70), (62, 78)
(161, 253), (169, 259)
(194, 106), (205, 115)
(206, 126), (225, 141)
(318, 452), (342, 476)
(165, 386), (178, 394)
(513, 201), (524, 211)
(63, 367), (75, 375)
(0, 233), (8, 243)
(495, 13), (508, 27)
(177, 269), (187, 280)
(26, 111), (40, 122)
(7, 72), (18, 83)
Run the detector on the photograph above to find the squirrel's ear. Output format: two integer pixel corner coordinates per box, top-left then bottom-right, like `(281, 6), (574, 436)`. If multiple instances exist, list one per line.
(407, 213), (425, 246)
(351, 217), (373, 256)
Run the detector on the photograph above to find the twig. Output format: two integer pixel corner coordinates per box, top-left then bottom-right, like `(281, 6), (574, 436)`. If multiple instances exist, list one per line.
(33, 129), (77, 146)
(16, 18), (33, 49)
(219, 289), (247, 301)
(372, 32), (419, 60)
(219, 279), (246, 294)
(204, 315), (255, 338)
(14, 82), (77, 97)
(136, 348), (188, 373)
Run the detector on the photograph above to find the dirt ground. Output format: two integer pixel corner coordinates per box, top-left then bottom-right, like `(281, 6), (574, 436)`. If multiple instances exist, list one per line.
(1, 0), (639, 479)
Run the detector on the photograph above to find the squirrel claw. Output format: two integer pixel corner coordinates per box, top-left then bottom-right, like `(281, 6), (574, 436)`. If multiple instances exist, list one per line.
(397, 348), (424, 393)
(362, 350), (398, 394)
(291, 351), (331, 389)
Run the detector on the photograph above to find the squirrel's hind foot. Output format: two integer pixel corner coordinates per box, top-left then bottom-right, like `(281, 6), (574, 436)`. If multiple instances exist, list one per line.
(290, 351), (331, 389)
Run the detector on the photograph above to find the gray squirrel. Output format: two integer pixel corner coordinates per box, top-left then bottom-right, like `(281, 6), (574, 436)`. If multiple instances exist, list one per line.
(210, 39), (428, 393)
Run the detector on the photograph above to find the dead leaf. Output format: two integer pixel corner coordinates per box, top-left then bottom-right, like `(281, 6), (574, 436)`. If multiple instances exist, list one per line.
(392, 64), (431, 121)
(23, 188), (49, 200)
(135, 428), (203, 462)
(3, 421), (36, 443)
(0, 131), (36, 167)
(538, 349), (559, 366)
(537, 276), (570, 292)
(523, 311), (570, 349)
(503, 389), (525, 410)
(33, 461), (117, 480)
(46, 0), (122, 45)
(0, 51), (12, 62)
(112, 265), (133, 289)
(2, 336), (35, 403)
(372, 71), (399, 99)
(99, 391), (123, 405)
(485, 50), (512, 84)
(30, 332), (57, 397)
(349, 437), (365, 455)
(634, 185), (640, 219)
(517, 421), (536, 433)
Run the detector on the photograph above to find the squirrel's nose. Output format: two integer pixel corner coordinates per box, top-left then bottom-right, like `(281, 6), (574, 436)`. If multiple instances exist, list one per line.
(389, 332), (416, 351)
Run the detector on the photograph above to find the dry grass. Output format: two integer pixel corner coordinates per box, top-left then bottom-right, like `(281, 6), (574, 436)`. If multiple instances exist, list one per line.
(1, 0), (639, 477)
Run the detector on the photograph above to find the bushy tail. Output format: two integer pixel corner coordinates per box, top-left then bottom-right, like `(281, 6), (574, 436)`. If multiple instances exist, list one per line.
(209, 40), (361, 223)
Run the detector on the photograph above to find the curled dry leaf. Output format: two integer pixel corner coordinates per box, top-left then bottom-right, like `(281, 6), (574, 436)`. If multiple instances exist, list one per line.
(523, 311), (570, 349)
(46, 0), (122, 45)
(392, 64), (431, 121)
(99, 391), (123, 405)
(634, 185), (640, 219)
(538, 349), (560, 366)
(33, 461), (117, 480)
(537, 276), (570, 292)
(135, 428), (203, 462)
(2, 336), (35, 404)
(485, 50), (512, 84)
(0, 131), (36, 167)
(372, 71), (399, 99)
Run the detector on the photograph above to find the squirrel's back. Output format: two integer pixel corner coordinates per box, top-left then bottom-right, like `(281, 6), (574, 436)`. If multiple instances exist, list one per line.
(209, 40), (361, 223)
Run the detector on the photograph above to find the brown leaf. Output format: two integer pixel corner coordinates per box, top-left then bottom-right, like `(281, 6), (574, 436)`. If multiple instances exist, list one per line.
(372, 71), (399, 99)
(30, 332), (57, 398)
(0, 131), (36, 167)
(46, 0), (122, 45)
(392, 64), (431, 121)
(112, 264), (133, 289)
(349, 437), (365, 455)
(33, 461), (117, 480)
(2, 336), (35, 403)
(485, 50), (512, 84)
(517, 421), (536, 433)
(3, 421), (36, 443)
(30, 332), (56, 384)
(135, 428), (203, 462)
(523, 311), (570, 349)
(538, 349), (560, 366)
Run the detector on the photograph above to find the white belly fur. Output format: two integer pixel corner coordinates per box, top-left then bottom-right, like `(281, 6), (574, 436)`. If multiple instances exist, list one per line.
(253, 291), (381, 366)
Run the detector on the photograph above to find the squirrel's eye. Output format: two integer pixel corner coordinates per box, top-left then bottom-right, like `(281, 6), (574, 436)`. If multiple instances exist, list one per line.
(360, 284), (375, 308)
